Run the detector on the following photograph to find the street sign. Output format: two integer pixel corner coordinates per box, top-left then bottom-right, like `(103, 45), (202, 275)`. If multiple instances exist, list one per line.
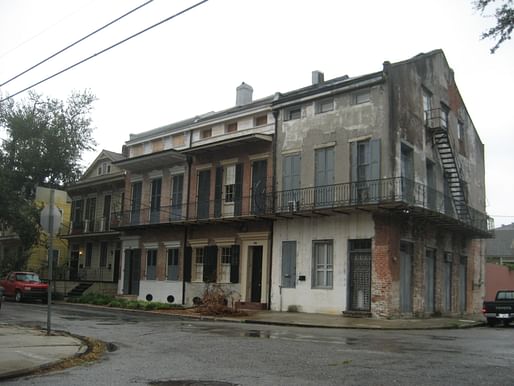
(40, 204), (61, 235)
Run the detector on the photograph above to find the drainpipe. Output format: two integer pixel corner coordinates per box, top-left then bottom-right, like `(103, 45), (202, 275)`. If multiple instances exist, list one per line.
(182, 141), (193, 305)
(267, 110), (279, 310)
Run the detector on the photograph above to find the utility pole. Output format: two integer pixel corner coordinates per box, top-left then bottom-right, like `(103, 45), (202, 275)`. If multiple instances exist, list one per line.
(46, 188), (54, 335)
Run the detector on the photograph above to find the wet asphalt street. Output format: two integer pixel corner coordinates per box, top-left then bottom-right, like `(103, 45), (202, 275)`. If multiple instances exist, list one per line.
(1, 301), (513, 386)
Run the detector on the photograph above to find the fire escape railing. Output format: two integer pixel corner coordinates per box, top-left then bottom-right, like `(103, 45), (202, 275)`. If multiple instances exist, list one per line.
(425, 108), (472, 224)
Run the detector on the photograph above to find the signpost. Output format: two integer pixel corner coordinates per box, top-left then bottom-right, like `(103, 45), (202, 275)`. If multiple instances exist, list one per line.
(40, 189), (61, 335)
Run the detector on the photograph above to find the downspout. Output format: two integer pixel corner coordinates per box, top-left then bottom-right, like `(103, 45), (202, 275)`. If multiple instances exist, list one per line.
(268, 109), (279, 310)
(182, 133), (193, 305)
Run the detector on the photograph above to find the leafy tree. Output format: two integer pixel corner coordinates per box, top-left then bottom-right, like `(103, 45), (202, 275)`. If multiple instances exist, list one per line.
(0, 90), (96, 270)
(475, 0), (514, 53)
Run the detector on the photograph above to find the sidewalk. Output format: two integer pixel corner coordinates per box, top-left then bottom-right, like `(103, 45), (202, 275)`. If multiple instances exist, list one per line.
(0, 307), (485, 380)
(0, 324), (87, 380)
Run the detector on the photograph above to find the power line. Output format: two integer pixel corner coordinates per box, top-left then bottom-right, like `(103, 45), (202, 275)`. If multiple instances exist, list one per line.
(0, 0), (154, 88)
(0, 0), (209, 103)
(0, 0), (98, 60)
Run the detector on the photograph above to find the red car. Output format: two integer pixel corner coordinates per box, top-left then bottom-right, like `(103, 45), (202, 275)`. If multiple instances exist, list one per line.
(0, 272), (48, 303)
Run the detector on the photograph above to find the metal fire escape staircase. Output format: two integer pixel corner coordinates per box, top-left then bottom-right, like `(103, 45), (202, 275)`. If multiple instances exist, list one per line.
(427, 109), (471, 225)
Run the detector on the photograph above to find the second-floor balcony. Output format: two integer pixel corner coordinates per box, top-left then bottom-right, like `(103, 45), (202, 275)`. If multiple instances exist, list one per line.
(68, 216), (115, 236)
(111, 177), (493, 237)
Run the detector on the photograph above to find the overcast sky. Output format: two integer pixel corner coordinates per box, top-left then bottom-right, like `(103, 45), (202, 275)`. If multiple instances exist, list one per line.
(0, 0), (513, 227)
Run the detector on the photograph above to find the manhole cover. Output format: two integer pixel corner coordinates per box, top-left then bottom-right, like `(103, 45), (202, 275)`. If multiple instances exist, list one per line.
(149, 381), (236, 386)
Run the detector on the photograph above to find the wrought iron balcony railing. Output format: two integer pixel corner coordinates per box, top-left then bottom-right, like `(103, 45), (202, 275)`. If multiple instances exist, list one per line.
(110, 177), (492, 235)
(68, 216), (114, 235)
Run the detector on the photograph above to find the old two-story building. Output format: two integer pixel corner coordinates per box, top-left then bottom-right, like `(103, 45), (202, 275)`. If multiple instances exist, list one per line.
(270, 50), (491, 317)
(63, 150), (126, 289)
(112, 84), (276, 307)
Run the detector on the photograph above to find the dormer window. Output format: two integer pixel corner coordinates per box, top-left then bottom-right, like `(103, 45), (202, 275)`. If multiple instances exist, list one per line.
(97, 161), (111, 175)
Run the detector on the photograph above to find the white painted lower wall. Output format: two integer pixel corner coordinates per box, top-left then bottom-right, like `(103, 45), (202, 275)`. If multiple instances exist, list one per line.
(270, 213), (374, 314)
(138, 280), (183, 304)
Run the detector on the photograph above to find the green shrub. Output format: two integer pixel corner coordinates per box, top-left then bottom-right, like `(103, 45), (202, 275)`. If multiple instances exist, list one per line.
(108, 300), (122, 308)
(126, 300), (141, 309)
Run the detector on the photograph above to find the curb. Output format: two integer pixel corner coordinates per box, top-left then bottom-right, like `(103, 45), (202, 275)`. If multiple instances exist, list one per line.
(0, 325), (97, 382)
(57, 301), (486, 330)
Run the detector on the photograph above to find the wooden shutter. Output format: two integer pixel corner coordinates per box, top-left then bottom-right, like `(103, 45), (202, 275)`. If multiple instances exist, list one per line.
(281, 241), (296, 288)
(214, 166), (223, 218)
(230, 245), (240, 283)
(234, 163), (243, 216)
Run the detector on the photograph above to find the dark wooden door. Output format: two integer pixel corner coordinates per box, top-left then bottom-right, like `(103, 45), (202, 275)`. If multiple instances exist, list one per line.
(250, 246), (263, 302)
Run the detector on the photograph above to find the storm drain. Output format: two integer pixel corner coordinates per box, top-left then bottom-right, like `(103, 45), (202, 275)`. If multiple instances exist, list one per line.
(149, 381), (236, 386)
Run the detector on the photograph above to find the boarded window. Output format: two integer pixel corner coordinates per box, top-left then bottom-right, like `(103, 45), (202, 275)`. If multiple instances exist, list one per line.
(200, 128), (212, 139)
(285, 107), (301, 121)
(317, 98), (334, 113)
(226, 122), (237, 133)
(281, 241), (296, 288)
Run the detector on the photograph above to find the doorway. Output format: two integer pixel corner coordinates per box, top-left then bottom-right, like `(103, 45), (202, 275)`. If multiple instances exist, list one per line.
(69, 245), (79, 281)
(250, 246), (263, 302)
(348, 239), (372, 311)
(400, 241), (413, 313)
(123, 249), (141, 295)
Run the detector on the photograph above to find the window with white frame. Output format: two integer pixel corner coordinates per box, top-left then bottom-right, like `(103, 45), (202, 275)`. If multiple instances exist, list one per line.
(195, 247), (205, 281)
(312, 240), (333, 288)
(316, 98), (334, 113)
(224, 165), (236, 203)
(97, 161), (111, 176)
(220, 246), (232, 282)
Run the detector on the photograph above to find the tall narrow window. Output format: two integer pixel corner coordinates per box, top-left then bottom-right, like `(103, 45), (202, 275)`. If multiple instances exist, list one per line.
(85, 197), (96, 232)
(220, 246), (232, 283)
(71, 199), (83, 231)
(351, 139), (380, 203)
(167, 248), (179, 281)
(195, 248), (205, 281)
(224, 165), (236, 203)
(312, 240), (333, 288)
(150, 178), (162, 223)
(423, 90), (432, 124)
(170, 174), (184, 220)
(401, 144), (414, 203)
(282, 154), (301, 210)
(426, 160), (436, 210)
(314, 147), (334, 207)
(85, 242), (93, 267)
(146, 249), (157, 280)
(131, 181), (142, 224)
(103, 194), (111, 231)
(100, 241), (108, 267)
